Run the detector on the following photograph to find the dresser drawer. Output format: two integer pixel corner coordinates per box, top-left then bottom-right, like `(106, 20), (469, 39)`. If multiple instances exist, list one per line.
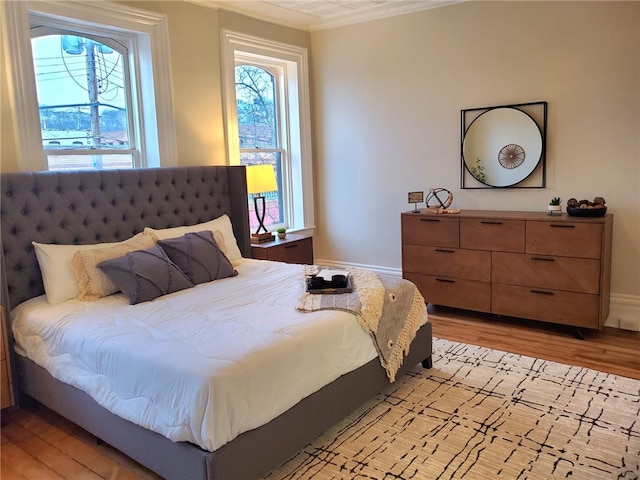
(0, 307), (13, 410)
(492, 284), (600, 329)
(251, 235), (313, 265)
(266, 239), (312, 264)
(1, 359), (10, 409)
(460, 218), (524, 252)
(401, 214), (459, 248)
(404, 272), (491, 312)
(492, 252), (601, 294)
(403, 244), (490, 282)
(526, 221), (602, 259)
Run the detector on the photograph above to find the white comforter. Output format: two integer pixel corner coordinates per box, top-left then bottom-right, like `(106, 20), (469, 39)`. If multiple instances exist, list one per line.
(11, 259), (378, 451)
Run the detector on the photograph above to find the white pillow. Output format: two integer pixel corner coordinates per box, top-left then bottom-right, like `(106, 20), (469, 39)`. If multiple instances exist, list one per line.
(33, 239), (123, 304)
(143, 214), (243, 262)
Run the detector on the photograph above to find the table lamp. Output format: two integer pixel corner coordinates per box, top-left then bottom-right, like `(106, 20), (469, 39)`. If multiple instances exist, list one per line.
(246, 164), (278, 243)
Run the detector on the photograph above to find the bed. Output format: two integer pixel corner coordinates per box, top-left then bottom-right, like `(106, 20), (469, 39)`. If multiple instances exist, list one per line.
(0, 166), (433, 480)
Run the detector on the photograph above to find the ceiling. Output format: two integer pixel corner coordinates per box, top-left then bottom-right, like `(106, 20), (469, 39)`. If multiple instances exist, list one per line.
(188, 0), (461, 31)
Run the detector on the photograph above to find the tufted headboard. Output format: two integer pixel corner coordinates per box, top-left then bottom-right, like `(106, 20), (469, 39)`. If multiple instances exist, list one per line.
(0, 166), (250, 311)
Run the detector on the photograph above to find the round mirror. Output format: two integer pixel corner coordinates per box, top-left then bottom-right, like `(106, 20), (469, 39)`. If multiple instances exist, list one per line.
(462, 107), (543, 187)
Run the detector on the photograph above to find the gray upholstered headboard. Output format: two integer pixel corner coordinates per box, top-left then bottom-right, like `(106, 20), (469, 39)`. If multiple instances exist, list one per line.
(0, 166), (250, 311)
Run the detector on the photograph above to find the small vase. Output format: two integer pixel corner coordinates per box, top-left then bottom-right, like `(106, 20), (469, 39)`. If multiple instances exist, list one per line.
(547, 205), (562, 216)
(278, 232), (286, 239)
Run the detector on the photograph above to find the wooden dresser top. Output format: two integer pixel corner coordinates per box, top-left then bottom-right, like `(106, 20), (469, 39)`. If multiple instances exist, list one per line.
(402, 209), (612, 224)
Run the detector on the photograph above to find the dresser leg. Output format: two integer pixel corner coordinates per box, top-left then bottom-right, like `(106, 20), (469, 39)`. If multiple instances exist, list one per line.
(573, 327), (585, 340)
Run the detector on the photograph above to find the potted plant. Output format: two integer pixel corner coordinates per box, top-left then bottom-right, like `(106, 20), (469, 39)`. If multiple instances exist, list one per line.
(277, 227), (287, 239)
(548, 197), (562, 215)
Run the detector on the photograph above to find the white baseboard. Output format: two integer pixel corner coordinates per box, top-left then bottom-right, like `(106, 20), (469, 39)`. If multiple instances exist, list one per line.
(316, 258), (402, 277)
(605, 293), (640, 331)
(316, 258), (640, 332)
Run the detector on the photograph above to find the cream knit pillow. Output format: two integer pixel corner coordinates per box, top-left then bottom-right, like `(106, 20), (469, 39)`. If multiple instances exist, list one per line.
(72, 232), (157, 301)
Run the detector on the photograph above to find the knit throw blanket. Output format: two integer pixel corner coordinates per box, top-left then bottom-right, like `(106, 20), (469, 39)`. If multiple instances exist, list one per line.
(297, 266), (428, 382)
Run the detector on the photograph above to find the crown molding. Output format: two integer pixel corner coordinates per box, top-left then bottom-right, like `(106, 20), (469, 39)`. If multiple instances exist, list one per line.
(186, 0), (462, 31)
(310, 0), (462, 31)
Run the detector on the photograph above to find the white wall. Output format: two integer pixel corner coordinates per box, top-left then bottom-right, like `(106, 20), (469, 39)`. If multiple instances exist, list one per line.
(310, 1), (639, 327)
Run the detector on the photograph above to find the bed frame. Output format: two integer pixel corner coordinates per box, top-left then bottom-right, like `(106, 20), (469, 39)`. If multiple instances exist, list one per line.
(0, 166), (433, 480)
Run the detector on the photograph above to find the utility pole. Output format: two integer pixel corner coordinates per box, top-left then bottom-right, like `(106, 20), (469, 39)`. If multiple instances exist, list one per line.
(85, 40), (102, 168)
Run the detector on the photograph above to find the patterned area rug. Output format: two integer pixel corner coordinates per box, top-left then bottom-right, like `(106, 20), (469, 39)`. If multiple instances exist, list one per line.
(266, 338), (640, 480)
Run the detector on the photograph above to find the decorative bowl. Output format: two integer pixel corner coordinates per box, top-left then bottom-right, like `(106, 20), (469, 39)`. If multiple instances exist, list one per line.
(566, 206), (607, 217)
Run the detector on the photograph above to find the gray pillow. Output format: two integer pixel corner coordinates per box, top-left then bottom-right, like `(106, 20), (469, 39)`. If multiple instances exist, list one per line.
(97, 245), (193, 304)
(158, 231), (238, 285)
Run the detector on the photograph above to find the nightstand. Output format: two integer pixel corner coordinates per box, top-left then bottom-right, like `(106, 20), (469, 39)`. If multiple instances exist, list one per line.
(1, 307), (15, 411)
(251, 233), (313, 265)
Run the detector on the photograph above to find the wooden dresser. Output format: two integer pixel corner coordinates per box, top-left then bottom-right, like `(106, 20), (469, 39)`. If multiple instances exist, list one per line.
(402, 209), (613, 329)
(1, 307), (15, 410)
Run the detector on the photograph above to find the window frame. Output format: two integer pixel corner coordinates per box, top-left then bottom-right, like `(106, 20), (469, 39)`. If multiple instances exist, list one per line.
(2, 0), (177, 171)
(221, 30), (315, 235)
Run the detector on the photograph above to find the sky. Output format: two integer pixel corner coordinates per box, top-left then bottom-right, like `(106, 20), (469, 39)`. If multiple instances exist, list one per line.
(31, 34), (126, 108)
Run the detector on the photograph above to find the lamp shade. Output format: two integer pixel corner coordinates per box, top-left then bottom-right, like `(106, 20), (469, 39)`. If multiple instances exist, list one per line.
(246, 165), (277, 194)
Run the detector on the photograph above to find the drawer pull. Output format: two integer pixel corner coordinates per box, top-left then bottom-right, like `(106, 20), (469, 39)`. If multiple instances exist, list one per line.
(435, 278), (455, 283)
(284, 244), (298, 249)
(549, 224), (576, 228)
(435, 248), (455, 253)
(480, 221), (503, 225)
(420, 218), (440, 222)
(530, 289), (554, 296)
(531, 256), (555, 262)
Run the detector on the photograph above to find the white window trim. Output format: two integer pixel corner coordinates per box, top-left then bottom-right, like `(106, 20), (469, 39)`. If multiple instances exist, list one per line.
(220, 30), (315, 233)
(1, 0), (177, 171)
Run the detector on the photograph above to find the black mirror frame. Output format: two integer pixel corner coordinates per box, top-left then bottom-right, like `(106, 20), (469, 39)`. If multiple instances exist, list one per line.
(461, 101), (547, 189)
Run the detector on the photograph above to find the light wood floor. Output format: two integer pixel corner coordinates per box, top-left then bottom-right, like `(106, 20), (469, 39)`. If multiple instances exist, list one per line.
(1, 309), (639, 479)
(428, 306), (639, 380)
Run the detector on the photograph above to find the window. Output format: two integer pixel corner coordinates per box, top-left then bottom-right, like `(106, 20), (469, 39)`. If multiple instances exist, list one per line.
(222, 31), (315, 234)
(2, 1), (177, 171)
(236, 63), (283, 229)
(31, 31), (137, 170)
